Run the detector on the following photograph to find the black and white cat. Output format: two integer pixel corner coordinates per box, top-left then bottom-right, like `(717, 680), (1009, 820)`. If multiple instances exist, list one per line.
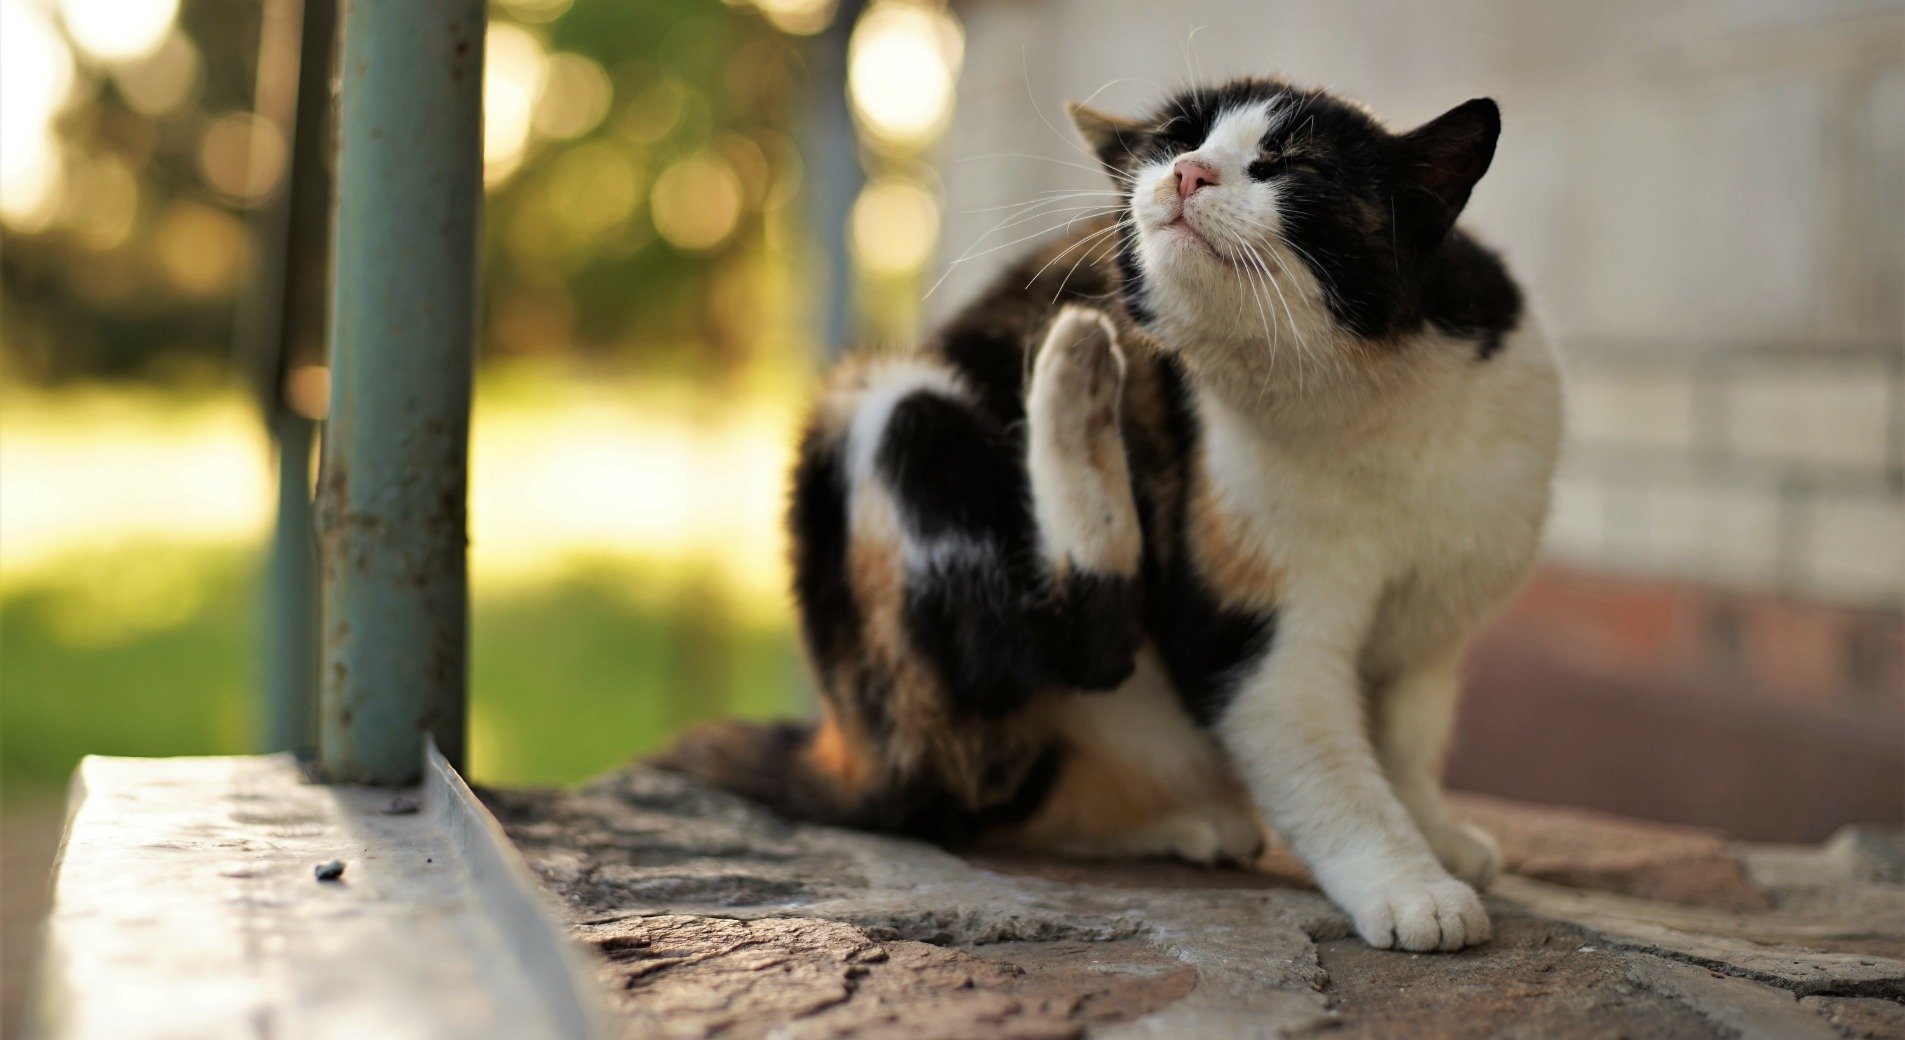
(660, 77), (1561, 952)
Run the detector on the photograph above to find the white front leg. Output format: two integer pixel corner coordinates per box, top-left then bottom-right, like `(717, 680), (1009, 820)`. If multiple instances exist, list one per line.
(1217, 573), (1490, 951)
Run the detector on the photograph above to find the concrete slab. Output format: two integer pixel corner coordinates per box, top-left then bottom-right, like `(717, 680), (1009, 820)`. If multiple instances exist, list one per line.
(30, 746), (607, 1040)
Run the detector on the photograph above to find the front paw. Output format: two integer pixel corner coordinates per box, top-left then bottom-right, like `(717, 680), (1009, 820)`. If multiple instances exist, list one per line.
(1427, 822), (1501, 890)
(1344, 876), (1490, 952)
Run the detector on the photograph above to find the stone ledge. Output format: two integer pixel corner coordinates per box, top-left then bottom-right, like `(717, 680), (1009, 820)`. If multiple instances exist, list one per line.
(488, 769), (1905, 1040)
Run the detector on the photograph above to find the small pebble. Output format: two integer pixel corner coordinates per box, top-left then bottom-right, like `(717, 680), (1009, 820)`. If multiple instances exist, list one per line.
(315, 859), (346, 881)
(382, 795), (420, 815)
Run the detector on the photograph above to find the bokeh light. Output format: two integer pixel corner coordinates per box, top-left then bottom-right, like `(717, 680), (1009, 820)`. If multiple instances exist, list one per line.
(198, 112), (287, 207)
(851, 175), (938, 275)
(753, 0), (837, 35)
(1, 0), (77, 232)
(617, 75), (689, 146)
(58, 0), (178, 64)
(61, 151), (141, 251)
(534, 53), (613, 141)
(847, 1), (962, 150)
(285, 365), (331, 421)
(547, 141), (642, 245)
(150, 201), (248, 298)
(498, 0), (573, 25)
(483, 23), (550, 184)
(111, 30), (200, 117)
(651, 151), (743, 252)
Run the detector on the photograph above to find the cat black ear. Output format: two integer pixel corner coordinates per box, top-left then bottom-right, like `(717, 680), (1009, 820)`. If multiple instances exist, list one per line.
(1393, 98), (1500, 247)
(1066, 101), (1145, 169)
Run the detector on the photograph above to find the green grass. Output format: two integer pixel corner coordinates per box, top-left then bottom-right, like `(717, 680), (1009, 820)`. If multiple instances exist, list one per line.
(0, 544), (806, 803)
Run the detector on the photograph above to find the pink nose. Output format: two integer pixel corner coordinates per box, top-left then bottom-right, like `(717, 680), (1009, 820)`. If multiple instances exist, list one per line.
(1175, 159), (1219, 199)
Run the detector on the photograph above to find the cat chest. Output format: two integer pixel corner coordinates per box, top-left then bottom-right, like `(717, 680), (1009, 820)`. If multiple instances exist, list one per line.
(1181, 426), (1488, 611)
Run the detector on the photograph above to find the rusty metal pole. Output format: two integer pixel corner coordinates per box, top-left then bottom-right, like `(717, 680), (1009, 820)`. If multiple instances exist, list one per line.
(243, 0), (335, 758)
(316, 0), (483, 784)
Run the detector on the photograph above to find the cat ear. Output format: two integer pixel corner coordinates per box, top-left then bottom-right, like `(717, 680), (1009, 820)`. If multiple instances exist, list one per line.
(1066, 101), (1144, 168)
(1393, 98), (1500, 247)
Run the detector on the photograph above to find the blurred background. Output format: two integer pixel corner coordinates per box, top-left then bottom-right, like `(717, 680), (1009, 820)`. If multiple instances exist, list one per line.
(2, 0), (1901, 1020)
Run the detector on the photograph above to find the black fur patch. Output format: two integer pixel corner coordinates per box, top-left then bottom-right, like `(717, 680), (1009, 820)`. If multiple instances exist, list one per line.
(788, 425), (858, 679)
(878, 390), (1142, 714)
(877, 390), (1028, 543)
(863, 741), (1067, 844)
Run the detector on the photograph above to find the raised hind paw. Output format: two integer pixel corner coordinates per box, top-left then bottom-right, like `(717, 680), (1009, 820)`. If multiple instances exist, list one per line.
(1027, 305), (1138, 577)
(1032, 305), (1126, 419)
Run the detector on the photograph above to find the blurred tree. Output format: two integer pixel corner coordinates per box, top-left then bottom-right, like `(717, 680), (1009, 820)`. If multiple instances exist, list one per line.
(1, 0), (811, 386)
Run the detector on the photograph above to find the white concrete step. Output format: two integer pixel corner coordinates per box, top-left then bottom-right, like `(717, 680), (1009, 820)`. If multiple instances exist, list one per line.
(30, 744), (607, 1039)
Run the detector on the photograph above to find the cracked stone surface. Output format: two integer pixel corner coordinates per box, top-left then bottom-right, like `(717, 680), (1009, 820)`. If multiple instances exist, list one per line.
(487, 769), (1905, 1039)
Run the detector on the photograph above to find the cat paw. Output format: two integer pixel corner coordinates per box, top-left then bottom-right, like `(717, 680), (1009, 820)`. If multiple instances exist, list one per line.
(1028, 305), (1139, 575)
(1344, 877), (1490, 952)
(1155, 806), (1266, 867)
(1069, 805), (1264, 867)
(1425, 822), (1501, 890)
(1033, 305), (1125, 414)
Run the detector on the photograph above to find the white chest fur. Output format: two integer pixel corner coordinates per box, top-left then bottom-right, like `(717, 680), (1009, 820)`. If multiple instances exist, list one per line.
(1188, 327), (1561, 667)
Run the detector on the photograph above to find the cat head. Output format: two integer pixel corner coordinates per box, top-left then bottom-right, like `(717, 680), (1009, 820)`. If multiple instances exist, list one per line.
(1069, 78), (1500, 360)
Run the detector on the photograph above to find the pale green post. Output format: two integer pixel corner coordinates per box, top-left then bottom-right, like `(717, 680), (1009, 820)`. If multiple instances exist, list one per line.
(316, 0), (484, 784)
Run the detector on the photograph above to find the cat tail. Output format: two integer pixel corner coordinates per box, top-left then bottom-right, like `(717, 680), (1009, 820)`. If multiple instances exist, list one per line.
(648, 718), (863, 827)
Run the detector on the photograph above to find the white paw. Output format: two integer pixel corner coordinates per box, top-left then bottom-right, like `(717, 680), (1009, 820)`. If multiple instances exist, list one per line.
(1033, 306), (1125, 414)
(1028, 305), (1138, 575)
(1426, 822), (1501, 890)
(1346, 877), (1490, 952)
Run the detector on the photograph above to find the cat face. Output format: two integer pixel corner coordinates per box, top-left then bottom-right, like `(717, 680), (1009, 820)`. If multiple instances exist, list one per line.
(1070, 80), (1500, 354)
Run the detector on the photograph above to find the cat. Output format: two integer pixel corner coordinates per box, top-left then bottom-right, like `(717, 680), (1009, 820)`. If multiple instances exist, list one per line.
(657, 76), (1560, 952)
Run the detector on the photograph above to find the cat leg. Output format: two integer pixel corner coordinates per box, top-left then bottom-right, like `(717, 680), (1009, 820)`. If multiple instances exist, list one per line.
(1373, 655), (1501, 889)
(1220, 576), (1489, 951)
(1027, 305), (1141, 581)
(863, 317), (1136, 716)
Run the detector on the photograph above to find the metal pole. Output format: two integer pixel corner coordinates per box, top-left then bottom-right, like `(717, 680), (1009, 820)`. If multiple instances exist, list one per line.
(317, 0), (483, 784)
(243, 0), (335, 757)
(264, 414), (320, 753)
(804, 0), (867, 357)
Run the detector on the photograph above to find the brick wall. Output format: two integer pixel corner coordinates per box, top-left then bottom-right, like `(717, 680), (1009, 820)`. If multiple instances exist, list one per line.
(1550, 345), (1902, 608)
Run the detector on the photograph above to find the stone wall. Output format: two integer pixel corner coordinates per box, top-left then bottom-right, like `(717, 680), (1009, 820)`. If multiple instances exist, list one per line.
(936, 0), (1905, 610)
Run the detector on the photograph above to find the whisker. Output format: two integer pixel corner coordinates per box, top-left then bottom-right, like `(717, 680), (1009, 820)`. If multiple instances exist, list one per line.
(1050, 220), (1129, 304)
(925, 210), (1122, 300)
(1024, 219), (1128, 292)
(955, 152), (1135, 183)
(961, 190), (1124, 215)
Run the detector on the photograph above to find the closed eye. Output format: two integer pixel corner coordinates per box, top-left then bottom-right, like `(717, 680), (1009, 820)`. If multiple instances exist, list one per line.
(1158, 115), (1202, 145)
(1247, 156), (1323, 180)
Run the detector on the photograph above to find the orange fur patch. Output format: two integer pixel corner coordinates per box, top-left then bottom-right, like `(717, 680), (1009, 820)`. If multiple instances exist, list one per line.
(807, 713), (870, 796)
(1186, 463), (1284, 610)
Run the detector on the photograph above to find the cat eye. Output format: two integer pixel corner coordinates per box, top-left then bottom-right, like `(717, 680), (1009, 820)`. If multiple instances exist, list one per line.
(1158, 116), (1202, 144)
(1248, 156), (1323, 180)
